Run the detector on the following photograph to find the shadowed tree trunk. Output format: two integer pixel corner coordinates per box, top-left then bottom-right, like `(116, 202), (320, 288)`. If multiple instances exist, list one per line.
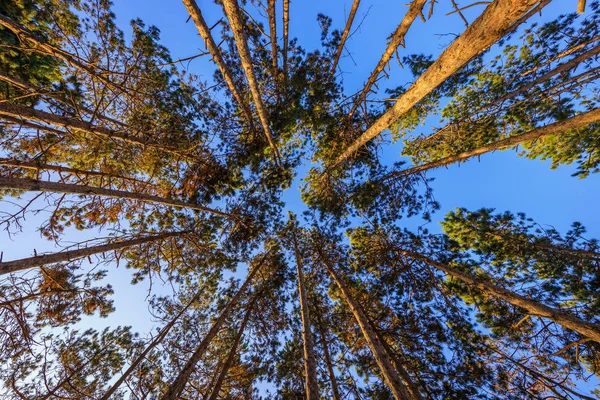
(180, 0), (255, 125)
(334, 0), (546, 167)
(206, 297), (255, 400)
(329, 0), (361, 80)
(347, 0), (427, 119)
(400, 249), (600, 343)
(160, 257), (265, 400)
(221, 0), (282, 165)
(267, 0), (279, 84)
(0, 158), (152, 187)
(317, 247), (412, 399)
(0, 102), (189, 155)
(291, 228), (320, 400)
(385, 108), (600, 177)
(0, 177), (234, 218)
(99, 289), (205, 400)
(313, 300), (342, 400)
(0, 231), (183, 275)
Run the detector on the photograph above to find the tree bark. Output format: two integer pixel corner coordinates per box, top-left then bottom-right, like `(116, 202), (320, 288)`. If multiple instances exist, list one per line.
(400, 249), (600, 343)
(100, 289), (204, 400)
(578, 0), (587, 14)
(206, 298), (255, 400)
(333, 0), (546, 167)
(0, 158), (151, 186)
(0, 102), (188, 155)
(318, 249), (412, 399)
(221, 0), (282, 165)
(283, 0), (290, 78)
(313, 301), (342, 400)
(0, 231), (182, 275)
(180, 0), (254, 125)
(329, 0), (362, 80)
(267, 0), (279, 81)
(347, 0), (427, 119)
(386, 107), (600, 177)
(291, 230), (320, 400)
(160, 258), (265, 400)
(0, 177), (234, 219)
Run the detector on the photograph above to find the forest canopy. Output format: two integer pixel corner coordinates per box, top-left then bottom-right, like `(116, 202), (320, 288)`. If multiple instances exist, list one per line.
(0, 0), (599, 398)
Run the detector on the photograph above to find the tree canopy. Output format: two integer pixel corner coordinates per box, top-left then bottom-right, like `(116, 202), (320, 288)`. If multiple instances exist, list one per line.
(0, 0), (599, 398)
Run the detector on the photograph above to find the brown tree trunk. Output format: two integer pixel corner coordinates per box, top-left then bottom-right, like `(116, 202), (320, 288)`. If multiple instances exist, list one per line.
(334, 0), (546, 167)
(0, 70), (126, 128)
(283, 0), (290, 79)
(180, 0), (254, 125)
(221, 0), (282, 165)
(0, 102), (188, 155)
(267, 0), (279, 81)
(0, 231), (182, 275)
(160, 258), (265, 400)
(492, 42), (600, 107)
(329, 0), (362, 80)
(387, 107), (600, 177)
(206, 298), (255, 400)
(0, 158), (151, 187)
(578, 0), (587, 14)
(347, 0), (427, 119)
(100, 289), (204, 400)
(371, 321), (423, 400)
(318, 249), (412, 399)
(291, 229), (320, 400)
(400, 250), (600, 343)
(313, 302), (342, 400)
(0, 177), (234, 218)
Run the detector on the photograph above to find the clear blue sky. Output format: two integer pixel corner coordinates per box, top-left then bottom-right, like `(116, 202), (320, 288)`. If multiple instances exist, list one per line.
(3, 0), (598, 394)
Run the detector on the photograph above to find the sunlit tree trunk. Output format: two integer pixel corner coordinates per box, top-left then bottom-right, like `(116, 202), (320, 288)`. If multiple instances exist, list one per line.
(347, 0), (427, 119)
(221, 0), (282, 165)
(0, 177), (233, 218)
(334, 0), (546, 167)
(267, 0), (279, 83)
(401, 249), (600, 343)
(180, 0), (254, 125)
(160, 258), (265, 399)
(388, 108), (600, 177)
(329, 0), (362, 80)
(283, 0), (290, 79)
(206, 298), (255, 400)
(0, 231), (183, 275)
(318, 249), (412, 399)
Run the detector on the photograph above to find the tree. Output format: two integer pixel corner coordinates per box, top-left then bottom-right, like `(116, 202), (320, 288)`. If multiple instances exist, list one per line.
(1, 0), (600, 399)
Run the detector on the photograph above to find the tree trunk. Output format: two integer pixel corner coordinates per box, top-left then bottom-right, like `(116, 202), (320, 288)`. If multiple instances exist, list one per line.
(0, 177), (234, 218)
(347, 0), (427, 119)
(283, 0), (290, 79)
(318, 249), (412, 399)
(578, 0), (587, 14)
(291, 229), (320, 400)
(100, 289), (204, 400)
(0, 102), (188, 155)
(400, 249), (600, 343)
(0, 158), (152, 187)
(371, 320), (424, 400)
(221, 0), (282, 165)
(313, 301), (342, 400)
(333, 0), (546, 167)
(492, 42), (600, 107)
(267, 0), (279, 81)
(387, 107), (600, 177)
(180, 0), (254, 125)
(160, 258), (265, 400)
(206, 298), (255, 400)
(0, 231), (182, 275)
(329, 0), (362, 80)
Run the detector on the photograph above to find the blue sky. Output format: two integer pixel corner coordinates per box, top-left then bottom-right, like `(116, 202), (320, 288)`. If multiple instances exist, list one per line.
(2, 0), (599, 395)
